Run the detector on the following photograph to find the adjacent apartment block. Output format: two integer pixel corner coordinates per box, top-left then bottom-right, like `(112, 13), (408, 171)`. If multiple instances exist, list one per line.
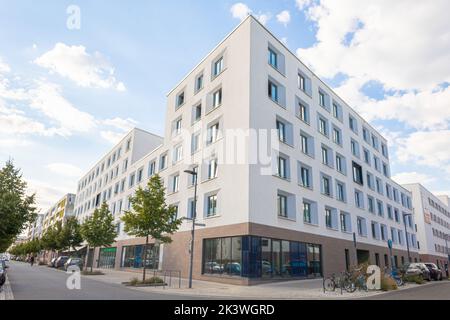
(73, 16), (419, 284)
(41, 193), (76, 235)
(402, 183), (450, 268)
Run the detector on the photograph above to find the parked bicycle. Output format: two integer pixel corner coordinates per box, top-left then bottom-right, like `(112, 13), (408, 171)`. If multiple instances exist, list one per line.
(384, 267), (404, 286)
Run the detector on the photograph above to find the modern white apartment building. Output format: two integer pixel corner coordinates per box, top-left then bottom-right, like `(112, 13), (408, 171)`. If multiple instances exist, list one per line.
(73, 16), (419, 284)
(402, 183), (450, 268)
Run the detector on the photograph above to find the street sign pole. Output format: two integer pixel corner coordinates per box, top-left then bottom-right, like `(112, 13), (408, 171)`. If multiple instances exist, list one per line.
(353, 232), (358, 267)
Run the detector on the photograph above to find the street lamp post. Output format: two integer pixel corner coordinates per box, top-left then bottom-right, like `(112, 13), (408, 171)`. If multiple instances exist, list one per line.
(184, 169), (198, 289)
(403, 213), (412, 263)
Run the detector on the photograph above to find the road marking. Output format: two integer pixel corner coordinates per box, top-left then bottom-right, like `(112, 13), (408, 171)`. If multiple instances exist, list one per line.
(0, 274), (15, 300)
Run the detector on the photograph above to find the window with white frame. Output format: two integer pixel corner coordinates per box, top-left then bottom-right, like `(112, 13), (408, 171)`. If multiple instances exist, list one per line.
(298, 162), (312, 189)
(207, 194), (218, 217)
(213, 56), (223, 77)
(207, 122), (220, 144)
(212, 88), (222, 108)
(208, 158), (218, 179)
(173, 144), (183, 163)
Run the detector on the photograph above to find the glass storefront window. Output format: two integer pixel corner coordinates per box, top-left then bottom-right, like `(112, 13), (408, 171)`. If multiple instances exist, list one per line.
(121, 244), (159, 269)
(98, 247), (116, 269)
(261, 238), (272, 278)
(203, 236), (322, 279)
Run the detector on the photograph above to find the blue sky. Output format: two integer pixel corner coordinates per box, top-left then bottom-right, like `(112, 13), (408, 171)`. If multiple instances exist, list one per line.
(1, 0), (449, 210)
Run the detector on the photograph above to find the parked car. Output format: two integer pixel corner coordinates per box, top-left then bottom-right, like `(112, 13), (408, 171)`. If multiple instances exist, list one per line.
(424, 263), (443, 281)
(48, 257), (57, 267)
(64, 258), (84, 271)
(54, 256), (69, 269)
(0, 265), (6, 288)
(405, 263), (431, 280)
(0, 259), (8, 270)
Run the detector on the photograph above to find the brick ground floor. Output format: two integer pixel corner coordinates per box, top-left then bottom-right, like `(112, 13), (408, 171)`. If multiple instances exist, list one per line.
(87, 223), (420, 285)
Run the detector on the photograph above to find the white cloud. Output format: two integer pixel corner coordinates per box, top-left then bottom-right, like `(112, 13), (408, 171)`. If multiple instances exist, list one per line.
(101, 117), (138, 132)
(296, 0), (450, 91)
(391, 172), (436, 186)
(230, 3), (251, 21)
(34, 42), (126, 91)
(46, 163), (83, 178)
(27, 179), (73, 212)
(230, 3), (271, 25)
(0, 58), (10, 73)
(296, 0), (314, 10)
(100, 130), (125, 144)
(334, 77), (450, 131)
(276, 10), (291, 27)
(395, 130), (450, 180)
(28, 81), (97, 136)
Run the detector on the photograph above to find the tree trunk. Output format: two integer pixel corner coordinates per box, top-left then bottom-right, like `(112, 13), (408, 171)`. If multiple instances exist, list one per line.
(90, 247), (94, 273)
(142, 235), (149, 283)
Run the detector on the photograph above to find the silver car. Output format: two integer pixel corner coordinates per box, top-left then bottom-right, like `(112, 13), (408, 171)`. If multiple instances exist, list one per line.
(406, 263), (431, 280)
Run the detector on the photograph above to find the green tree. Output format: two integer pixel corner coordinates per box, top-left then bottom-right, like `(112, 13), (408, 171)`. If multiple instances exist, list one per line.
(121, 174), (182, 282)
(81, 203), (117, 272)
(0, 160), (37, 252)
(41, 226), (60, 262)
(61, 216), (83, 254)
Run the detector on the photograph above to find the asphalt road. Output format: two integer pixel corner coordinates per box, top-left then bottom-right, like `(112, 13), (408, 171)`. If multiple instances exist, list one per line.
(6, 261), (203, 300)
(366, 281), (450, 300)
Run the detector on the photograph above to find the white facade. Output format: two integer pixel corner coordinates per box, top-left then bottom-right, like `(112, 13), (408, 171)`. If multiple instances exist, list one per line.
(403, 183), (450, 262)
(73, 16), (419, 267)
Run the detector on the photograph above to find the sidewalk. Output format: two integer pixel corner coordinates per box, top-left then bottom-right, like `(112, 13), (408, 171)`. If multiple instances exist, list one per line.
(0, 274), (15, 300)
(79, 268), (424, 299)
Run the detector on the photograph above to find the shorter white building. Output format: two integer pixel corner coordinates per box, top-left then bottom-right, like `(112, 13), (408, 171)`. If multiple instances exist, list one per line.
(403, 183), (450, 268)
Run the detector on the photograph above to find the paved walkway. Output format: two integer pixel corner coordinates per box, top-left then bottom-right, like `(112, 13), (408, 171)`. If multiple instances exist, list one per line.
(85, 268), (426, 299)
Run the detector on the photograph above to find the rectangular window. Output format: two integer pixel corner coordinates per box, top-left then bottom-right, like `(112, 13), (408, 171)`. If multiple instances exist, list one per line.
(148, 161), (156, 177)
(268, 48), (278, 68)
(321, 175), (331, 196)
(176, 92), (185, 108)
(351, 139), (360, 157)
(268, 80), (278, 102)
(195, 74), (204, 92)
(207, 123), (219, 144)
(300, 134), (309, 155)
(355, 190), (364, 209)
(137, 167), (143, 183)
(303, 202), (312, 224)
(277, 194), (287, 218)
(368, 196), (374, 213)
(174, 118), (182, 135)
(319, 91), (326, 108)
(336, 154), (345, 174)
(207, 195), (218, 217)
(277, 156), (287, 179)
(212, 88), (222, 108)
(321, 147), (329, 166)
(340, 213), (350, 232)
(191, 132), (200, 154)
(160, 154), (167, 170)
(298, 102), (309, 123)
(213, 57), (223, 76)
(352, 162), (363, 185)
(325, 209), (332, 229)
(319, 117), (328, 136)
(208, 158), (218, 179)
(194, 104), (202, 122)
(298, 73), (306, 92)
(336, 182), (345, 202)
(173, 145), (183, 163)
(332, 127), (342, 145)
(349, 116), (357, 133)
(172, 175), (179, 193)
(357, 217), (366, 236)
(129, 173), (135, 188)
(300, 165), (311, 188)
(276, 120), (286, 143)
